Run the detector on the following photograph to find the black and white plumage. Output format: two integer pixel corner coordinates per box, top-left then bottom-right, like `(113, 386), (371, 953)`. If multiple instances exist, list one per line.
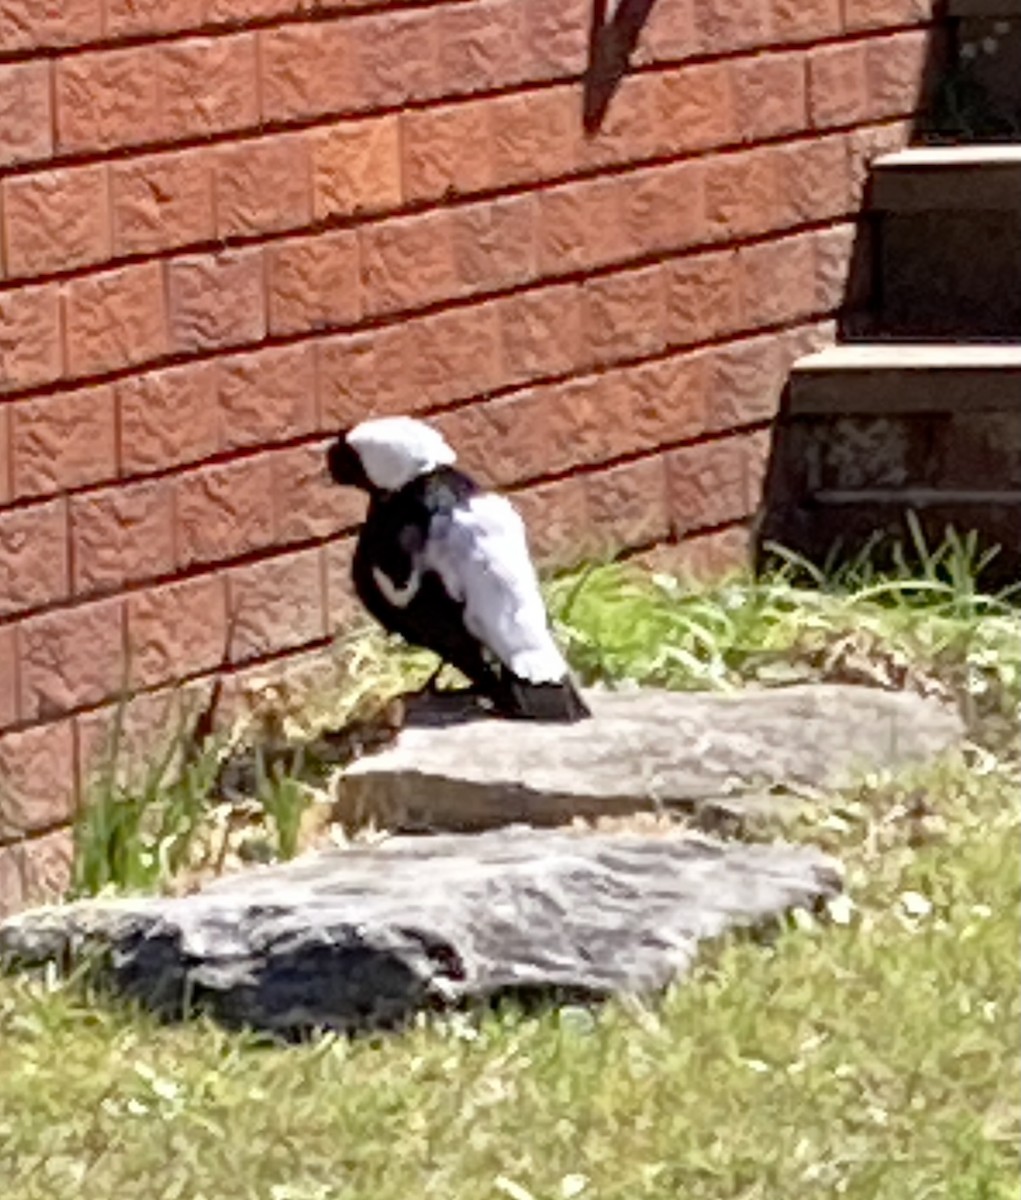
(327, 417), (590, 723)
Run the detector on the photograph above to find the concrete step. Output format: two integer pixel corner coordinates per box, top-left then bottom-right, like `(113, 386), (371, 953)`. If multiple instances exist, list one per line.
(870, 147), (1021, 338)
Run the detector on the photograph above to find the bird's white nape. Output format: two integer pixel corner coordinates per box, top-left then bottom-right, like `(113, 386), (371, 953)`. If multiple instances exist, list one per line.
(347, 417), (457, 492)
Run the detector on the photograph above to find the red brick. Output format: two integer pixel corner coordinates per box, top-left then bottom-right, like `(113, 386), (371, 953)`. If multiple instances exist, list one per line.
(3, 166), (109, 279)
(0, 0), (101, 51)
(510, 474), (591, 567)
(498, 283), (583, 385)
(705, 335), (786, 432)
(167, 249), (265, 354)
(313, 117), (402, 220)
(215, 134), (312, 239)
(0, 723), (77, 841)
(808, 42), (870, 129)
(111, 150), (216, 257)
(636, 0), (696, 62)
(127, 575), (227, 689)
(0, 62), (53, 168)
(664, 249), (744, 346)
(582, 266), (669, 367)
(0, 828), (74, 919)
(72, 479), (175, 594)
(267, 231), (360, 337)
(814, 223), (869, 311)
(12, 385), (117, 499)
(667, 434), (757, 536)
(158, 34), (259, 141)
(351, 9), (440, 107)
(118, 361), (220, 474)
(360, 212), (458, 316)
(19, 598), (125, 720)
(105, 0), (205, 38)
(619, 353), (708, 451)
(175, 456), (275, 567)
(0, 284), (63, 394)
(273, 441), (365, 544)
(227, 548), (326, 663)
(652, 63), (734, 155)
(218, 342), (317, 450)
(847, 121), (912, 204)
(618, 161), (706, 258)
(438, 0), (526, 94)
(490, 88), (578, 187)
(773, 135), (854, 226)
(731, 52), (808, 143)
(0, 500), (68, 617)
(259, 20), (354, 123)
(324, 537), (359, 631)
(521, 0), (588, 78)
(740, 232), (818, 329)
(641, 525), (750, 582)
(56, 47), (161, 154)
(0, 623), (16, 728)
(401, 102), (494, 203)
(538, 177), (628, 275)
(577, 73), (662, 170)
(866, 30), (931, 118)
(585, 456), (671, 553)
(449, 194), (538, 294)
(844, 0), (936, 30)
(65, 262), (167, 379)
(407, 302), (503, 409)
(0, 405), (8, 506)
(771, 0), (841, 42)
(695, 0), (773, 53)
(317, 327), (416, 428)
(704, 149), (778, 241)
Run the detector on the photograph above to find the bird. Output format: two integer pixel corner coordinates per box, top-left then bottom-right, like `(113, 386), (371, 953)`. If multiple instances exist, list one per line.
(326, 416), (590, 723)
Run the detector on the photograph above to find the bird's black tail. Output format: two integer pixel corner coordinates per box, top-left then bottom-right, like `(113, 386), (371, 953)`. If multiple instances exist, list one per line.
(498, 675), (591, 723)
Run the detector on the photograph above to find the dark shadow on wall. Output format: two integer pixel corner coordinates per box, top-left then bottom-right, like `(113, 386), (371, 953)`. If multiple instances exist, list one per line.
(583, 0), (658, 132)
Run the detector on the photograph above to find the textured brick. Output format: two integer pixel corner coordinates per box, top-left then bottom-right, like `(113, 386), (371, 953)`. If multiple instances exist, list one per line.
(313, 117), (402, 220)
(259, 20), (354, 123)
(12, 385), (116, 499)
(636, 0), (696, 62)
(731, 52), (808, 143)
(808, 42), (870, 128)
(774, 135), (854, 226)
(167, 249), (265, 354)
(0, 828), (74, 918)
(586, 456), (671, 552)
(771, 0), (841, 42)
(72, 479), (175, 594)
(65, 262), (167, 379)
(641, 525), (750, 582)
(317, 327), (415, 428)
(490, 88), (578, 187)
(158, 34), (259, 141)
(0, 406), (8, 506)
(105, 0), (206, 38)
(740, 232), (818, 328)
(814, 222), (870, 311)
(582, 267), (668, 368)
(360, 212), (458, 316)
(401, 102), (493, 203)
(267, 231), (360, 337)
(652, 63), (733, 155)
(407, 302), (503, 409)
(866, 30), (931, 117)
(0, 284), (63, 394)
(4, 166), (109, 278)
(127, 575), (227, 689)
(351, 9), (439, 107)
(0, 623), (16, 728)
(695, 0), (773, 53)
(175, 456), (275, 567)
(499, 283), (583, 385)
(273, 442), (364, 544)
(118, 361), (219, 474)
(667, 435), (756, 536)
(511, 474), (591, 567)
(539, 177), (627, 275)
(449, 195), (538, 293)
(618, 161), (706, 258)
(844, 0), (936, 30)
(20, 598), (125, 720)
(56, 47), (161, 154)
(0, 500), (68, 617)
(664, 249), (744, 345)
(324, 537), (359, 631)
(0, 0), (102, 52)
(216, 134), (312, 239)
(219, 342), (317, 450)
(0, 62), (53, 168)
(521, 0), (588, 78)
(111, 150), (216, 257)
(619, 353), (708, 451)
(704, 149), (778, 241)
(438, 0), (526, 94)
(227, 548), (325, 663)
(847, 121), (912, 204)
(705, 335), (786, 432)
(0, 724), (77, 842)
(577, 73), (662, 170)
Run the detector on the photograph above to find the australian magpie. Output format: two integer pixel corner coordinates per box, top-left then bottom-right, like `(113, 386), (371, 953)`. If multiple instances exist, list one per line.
(327, 416), (590, 723)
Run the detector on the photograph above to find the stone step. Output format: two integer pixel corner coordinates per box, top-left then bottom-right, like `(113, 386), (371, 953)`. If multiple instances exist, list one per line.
(870, 148), (1021, 338)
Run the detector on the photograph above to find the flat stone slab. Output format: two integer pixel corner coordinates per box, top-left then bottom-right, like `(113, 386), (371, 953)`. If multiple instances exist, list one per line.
(0, 828), (841, 1037)
(335, 684), (964, 834)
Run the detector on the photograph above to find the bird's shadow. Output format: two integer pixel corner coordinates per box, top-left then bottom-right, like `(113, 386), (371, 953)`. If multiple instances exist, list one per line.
(398, 688), (496, 730)
(583, 0), (659, 132)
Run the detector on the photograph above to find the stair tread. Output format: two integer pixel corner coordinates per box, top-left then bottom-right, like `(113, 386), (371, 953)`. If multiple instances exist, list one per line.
(874, 146), (1021, 169)
(795, 343), (1021, 370)
(871, 146), (1021, 212)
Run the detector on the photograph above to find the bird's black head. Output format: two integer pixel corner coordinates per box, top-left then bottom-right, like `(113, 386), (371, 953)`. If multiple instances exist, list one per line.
(326, 434), (374, 493)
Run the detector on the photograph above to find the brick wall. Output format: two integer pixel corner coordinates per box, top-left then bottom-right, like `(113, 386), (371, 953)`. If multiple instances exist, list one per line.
(0, 0), (947, 911)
